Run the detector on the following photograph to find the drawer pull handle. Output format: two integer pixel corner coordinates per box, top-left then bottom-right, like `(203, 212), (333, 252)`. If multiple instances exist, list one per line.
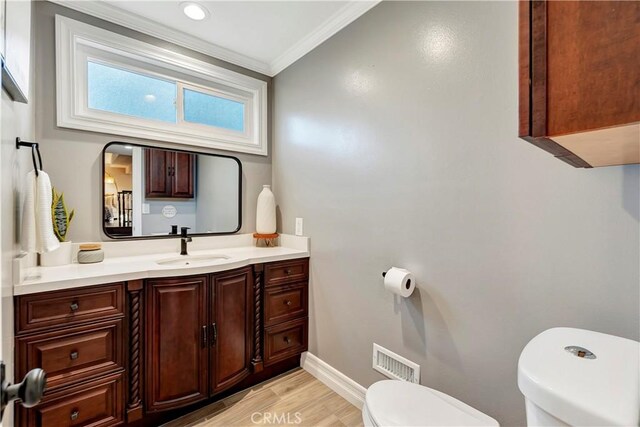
(284, 300), (292, 306)
(70, 351), (79, 360)
(283, 336), (291, 345)
(70, 302), (79, 312)
(284, 269), (292, 275)
(70, 410), (79, 421)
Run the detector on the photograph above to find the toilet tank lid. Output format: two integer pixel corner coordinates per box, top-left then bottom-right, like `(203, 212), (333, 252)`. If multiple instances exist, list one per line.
(365, 380), (498, 427)
(518, 327), (639, 426)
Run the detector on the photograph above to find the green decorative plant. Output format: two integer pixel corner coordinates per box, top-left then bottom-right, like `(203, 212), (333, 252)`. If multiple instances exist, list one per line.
(52, 188), (75, 242)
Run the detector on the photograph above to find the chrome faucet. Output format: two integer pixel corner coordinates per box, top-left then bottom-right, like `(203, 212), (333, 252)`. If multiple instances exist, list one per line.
(180, 227), (192, 255)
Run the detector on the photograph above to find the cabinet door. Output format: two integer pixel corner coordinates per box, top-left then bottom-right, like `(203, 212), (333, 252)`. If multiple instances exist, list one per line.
(145, 149), (171, 197)
(171, 152), (195, 198)
(146, 276), (209, 412)
(210, 267), (252, 394)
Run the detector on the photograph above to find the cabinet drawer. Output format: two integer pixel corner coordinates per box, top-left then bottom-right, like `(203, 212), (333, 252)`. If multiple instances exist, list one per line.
(264, 318), (308, 366)
(264, 283), (308, 327)
(16, 284), (124, 334)
(264, 259), (308, 287)
(17, 371), (124, 427)
(16, 320), (123, 391)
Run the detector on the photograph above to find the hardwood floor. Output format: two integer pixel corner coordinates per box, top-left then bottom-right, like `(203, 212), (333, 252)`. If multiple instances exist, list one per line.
(162, 368), (364, 427)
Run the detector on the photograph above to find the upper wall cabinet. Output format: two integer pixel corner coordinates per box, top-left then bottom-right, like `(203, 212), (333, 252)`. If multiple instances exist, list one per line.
(519, 1), (640, 168)
(1, 0), (32, 103)
(56, 15), (268, 156)
(145, 149), (195, 199)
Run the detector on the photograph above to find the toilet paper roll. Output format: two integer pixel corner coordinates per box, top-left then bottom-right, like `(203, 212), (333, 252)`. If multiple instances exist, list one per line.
(384, 267), (415, 298)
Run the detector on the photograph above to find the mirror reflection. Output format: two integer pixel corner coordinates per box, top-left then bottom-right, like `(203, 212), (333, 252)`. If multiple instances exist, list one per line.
(103, 142), (241, 238)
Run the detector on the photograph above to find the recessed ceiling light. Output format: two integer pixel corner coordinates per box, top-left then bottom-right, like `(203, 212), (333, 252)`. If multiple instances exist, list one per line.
(181, 2), (209, 21)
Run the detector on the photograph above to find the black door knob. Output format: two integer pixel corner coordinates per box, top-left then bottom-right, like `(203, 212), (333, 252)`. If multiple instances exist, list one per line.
(1, 363), (47, 419)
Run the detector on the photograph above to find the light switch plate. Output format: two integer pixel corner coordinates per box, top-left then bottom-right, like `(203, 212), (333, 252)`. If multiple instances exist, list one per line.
(295, 218), (303, 236)
(142, 203), (150, 214)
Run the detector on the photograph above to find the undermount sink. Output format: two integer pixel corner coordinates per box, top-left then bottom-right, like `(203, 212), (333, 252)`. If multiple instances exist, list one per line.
(156, 254), (230, 266)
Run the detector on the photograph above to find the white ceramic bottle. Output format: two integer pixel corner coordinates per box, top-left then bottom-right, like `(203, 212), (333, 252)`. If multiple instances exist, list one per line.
(256, 185), (276, 234)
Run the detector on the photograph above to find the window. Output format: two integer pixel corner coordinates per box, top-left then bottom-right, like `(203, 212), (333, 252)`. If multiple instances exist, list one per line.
(87, 61), (178, 123)
(183, 88), (245, 132)
(56, 15), (268, 156)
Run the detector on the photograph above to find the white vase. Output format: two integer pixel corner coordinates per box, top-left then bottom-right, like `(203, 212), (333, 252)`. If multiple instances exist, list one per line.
(256, 185), (276, 234)
(40, 241), (73, 266)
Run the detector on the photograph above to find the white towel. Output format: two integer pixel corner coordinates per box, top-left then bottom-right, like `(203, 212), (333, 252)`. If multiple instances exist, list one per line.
(22, 170), (60, 254)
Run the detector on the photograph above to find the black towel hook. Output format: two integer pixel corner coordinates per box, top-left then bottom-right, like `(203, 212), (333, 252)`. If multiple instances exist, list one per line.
(16, 138), (43, 177)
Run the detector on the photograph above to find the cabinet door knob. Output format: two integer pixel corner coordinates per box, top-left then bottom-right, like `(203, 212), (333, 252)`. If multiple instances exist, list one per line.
(283, 336), (291, 345)
(70, 351), (79, 360)
(201, 325), (207, 348)
(70, 302), (79, 312)
(284, 300), (292, 306)
(70, 410), (79, 421)
(211, 323), (218, 346)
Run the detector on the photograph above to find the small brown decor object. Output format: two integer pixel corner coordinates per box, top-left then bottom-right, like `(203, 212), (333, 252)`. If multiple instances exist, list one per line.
(79, 243), (102, 251)
(253, 233), (279, 247)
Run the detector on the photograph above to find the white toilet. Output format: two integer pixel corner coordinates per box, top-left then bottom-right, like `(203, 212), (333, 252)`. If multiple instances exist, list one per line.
(518, 327), (639, 426)
(362, 380), (499, 426)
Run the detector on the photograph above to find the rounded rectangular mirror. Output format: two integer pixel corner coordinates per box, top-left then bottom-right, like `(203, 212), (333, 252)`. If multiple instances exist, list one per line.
(102, 142), (241, 239)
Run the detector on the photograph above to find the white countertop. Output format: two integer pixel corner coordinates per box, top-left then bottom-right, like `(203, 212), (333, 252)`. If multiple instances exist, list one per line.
(15, 234), (309, 295)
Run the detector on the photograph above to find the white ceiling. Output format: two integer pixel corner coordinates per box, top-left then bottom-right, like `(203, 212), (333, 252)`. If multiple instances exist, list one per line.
(55, 1), (379, 76)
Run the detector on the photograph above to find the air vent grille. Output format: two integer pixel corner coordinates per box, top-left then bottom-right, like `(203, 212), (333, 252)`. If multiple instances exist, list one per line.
(372, 343), (420, 383)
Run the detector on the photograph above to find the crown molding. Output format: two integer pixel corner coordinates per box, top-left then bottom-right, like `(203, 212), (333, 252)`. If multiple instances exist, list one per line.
(269, 1), (380, 75)
(48, 0), (272, 75)
(48, 0), (380, 77)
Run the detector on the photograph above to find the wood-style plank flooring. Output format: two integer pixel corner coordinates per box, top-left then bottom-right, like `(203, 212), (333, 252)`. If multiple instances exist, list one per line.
(163, 369), (364, 427)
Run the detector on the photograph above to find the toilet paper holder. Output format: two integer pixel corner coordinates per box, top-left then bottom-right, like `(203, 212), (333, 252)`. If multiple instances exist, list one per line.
(382, 267), (416, 298)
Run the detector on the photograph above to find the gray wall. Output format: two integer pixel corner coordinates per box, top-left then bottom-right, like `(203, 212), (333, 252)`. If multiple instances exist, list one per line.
(33, 1), (271, 242)
(273, 2), (640, 425)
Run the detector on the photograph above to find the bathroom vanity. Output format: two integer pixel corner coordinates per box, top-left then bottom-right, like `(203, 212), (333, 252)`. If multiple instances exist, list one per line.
(13, 241), (309, 427)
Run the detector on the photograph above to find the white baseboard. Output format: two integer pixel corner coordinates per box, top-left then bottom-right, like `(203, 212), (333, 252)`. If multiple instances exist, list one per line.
(300, 352), (366, 409)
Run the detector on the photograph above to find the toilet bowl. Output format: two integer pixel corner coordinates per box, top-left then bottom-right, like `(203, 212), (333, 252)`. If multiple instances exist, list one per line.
(362, 380), (498, 426)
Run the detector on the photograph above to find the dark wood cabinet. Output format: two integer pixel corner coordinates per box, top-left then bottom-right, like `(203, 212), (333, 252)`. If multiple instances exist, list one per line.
(14, 283), (126, 427)
(145, 269), (254, 407)
(145, 276), (209, 412)
(261, 259), (309, 367)
(14, 259), (309, 426)
(519, 0), (640, 168)
(145, 149), (194, 198)
(210, 267), (253, 393)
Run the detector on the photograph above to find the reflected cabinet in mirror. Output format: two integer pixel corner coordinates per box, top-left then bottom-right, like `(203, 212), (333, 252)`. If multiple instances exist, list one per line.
(102, 142), (241, 239)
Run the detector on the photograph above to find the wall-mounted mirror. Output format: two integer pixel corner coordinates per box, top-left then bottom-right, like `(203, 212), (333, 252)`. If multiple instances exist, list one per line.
(102, 142), (241, 239)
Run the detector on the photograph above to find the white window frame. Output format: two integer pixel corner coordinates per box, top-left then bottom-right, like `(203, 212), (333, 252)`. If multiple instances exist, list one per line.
(56, 15), (268, 156)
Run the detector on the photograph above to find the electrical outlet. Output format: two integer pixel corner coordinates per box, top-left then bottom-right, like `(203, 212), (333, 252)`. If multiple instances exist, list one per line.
(295, 218), (303, 236)
(142, 203), (150, 214)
